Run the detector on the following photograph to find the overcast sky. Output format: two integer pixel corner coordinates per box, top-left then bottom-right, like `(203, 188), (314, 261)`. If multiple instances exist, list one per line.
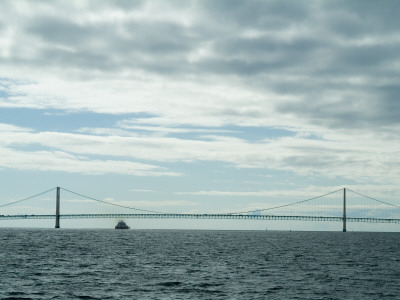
(1, 0), (399, 230)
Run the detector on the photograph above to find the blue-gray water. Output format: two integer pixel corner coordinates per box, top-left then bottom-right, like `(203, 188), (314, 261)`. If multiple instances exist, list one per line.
(1, 229), (399, 299)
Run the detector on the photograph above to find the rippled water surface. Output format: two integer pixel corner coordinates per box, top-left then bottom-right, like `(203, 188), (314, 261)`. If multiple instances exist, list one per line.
(1, 229), (400, 299)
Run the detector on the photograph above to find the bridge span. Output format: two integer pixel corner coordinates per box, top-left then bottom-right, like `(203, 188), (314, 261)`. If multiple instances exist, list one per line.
(1, 187), (400, 231)
(1, 213), (400, 224)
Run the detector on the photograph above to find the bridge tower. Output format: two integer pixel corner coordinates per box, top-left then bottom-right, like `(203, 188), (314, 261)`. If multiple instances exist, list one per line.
(343, 188), (346, 232)
(55, 187), (60, 228)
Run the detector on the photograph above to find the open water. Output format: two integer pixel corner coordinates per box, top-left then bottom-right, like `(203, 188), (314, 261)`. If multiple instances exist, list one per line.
(0, 229), (400, 299)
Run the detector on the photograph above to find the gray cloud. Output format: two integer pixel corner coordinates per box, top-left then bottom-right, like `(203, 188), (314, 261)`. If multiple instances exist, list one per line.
(94, 0), (146, 10)
(324, 0), (400, 36)
(22, 15), (201, 74)
(199, 0), (311, 29)
(29, 17), (197, 55)
(1, 0), (399, 133)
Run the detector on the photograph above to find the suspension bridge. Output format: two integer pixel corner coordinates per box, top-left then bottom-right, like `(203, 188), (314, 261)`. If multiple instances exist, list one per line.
(1, 187), (400, 231)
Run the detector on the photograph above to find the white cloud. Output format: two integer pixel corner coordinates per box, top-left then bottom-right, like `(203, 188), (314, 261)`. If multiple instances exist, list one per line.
(0, 123), (33, 133)
(0, 121), (399, 185)
(131, 189), (156, 193)
(126, 200), (197, 207)
(0, 146), (179, 176)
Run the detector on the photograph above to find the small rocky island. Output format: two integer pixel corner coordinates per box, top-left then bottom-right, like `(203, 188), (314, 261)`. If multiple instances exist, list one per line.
(115, 220), (130, 229)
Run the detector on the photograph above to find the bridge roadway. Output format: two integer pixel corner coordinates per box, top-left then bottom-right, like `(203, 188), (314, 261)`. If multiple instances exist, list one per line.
(1, 213), (400, 223)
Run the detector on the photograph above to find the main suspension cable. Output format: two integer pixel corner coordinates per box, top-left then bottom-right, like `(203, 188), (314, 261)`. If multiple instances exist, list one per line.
(227, 188), (343, 215)
(60, 187), (166, 214)
(0, 187), (57, 208)
(347, 189), (400, 209)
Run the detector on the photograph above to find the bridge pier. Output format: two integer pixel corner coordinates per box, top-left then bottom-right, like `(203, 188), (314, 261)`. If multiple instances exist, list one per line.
(343, 188), (346, 232)
(55, 187), (60, 228)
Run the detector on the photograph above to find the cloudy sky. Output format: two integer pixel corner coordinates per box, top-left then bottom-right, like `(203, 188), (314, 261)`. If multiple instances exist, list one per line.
(1, 0), (399, 229)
